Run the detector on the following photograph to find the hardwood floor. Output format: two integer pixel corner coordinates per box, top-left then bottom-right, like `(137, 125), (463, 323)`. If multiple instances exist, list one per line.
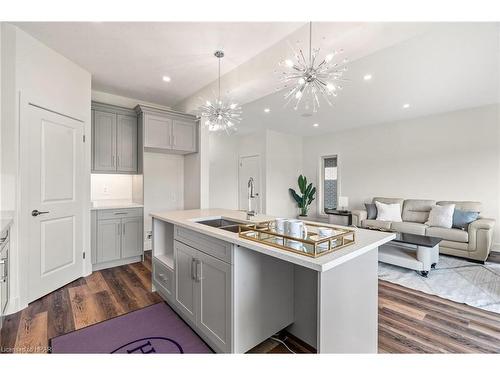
(1, 251), (499, 354)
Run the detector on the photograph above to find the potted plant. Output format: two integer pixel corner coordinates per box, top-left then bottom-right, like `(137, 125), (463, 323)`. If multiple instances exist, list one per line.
(289, 175), (316, 218)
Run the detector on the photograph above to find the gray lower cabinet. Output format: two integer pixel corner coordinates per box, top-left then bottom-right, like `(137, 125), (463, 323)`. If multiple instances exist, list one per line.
(92, 102), (138, 174)
(91, 208), (144, 270)
(174, 242), (197, 324)
(173, 240), (231, 353)
(1, 227), (10, 330)
(96, 218), (121, 263)
(196, 249), (231, 352)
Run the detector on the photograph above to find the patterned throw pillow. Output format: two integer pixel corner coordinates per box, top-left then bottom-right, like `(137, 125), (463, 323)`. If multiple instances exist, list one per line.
(425, 204), (455, 228)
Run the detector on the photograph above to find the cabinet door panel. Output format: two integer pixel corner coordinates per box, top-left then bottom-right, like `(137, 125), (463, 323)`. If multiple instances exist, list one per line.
(97, 219), (121, 263)
(174, 241), (197, 324)
(172, 120), (196, 152)
(121, 217), (143, 258)
(116, 115), (138, 173)
(144, 114), (172, 149)
(93, 110), (116, 172)
(197, 251), (231, 352)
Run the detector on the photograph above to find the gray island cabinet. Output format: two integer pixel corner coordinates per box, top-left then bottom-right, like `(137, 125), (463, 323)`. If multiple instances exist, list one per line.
(150, 209), (394, 353)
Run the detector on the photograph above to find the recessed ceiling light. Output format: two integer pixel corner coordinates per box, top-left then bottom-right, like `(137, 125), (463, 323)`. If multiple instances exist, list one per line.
(162, 76), (171, 82)
(264, 108), (270, 113)
(363, 74), (372, 81)
(403, 103), (410, 109)
(313, 123), (319, 127)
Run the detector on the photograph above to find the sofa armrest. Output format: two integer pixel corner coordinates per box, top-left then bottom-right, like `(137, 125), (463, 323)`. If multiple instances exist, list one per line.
(469, 218), (495, 230)
(351, 209), (367, 227)
(468, 218), (495, 259)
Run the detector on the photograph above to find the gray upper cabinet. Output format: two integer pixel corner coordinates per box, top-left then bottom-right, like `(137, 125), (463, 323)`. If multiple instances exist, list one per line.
(144, 113), (172, 149)
(116, 115), (138, 172)
(93, 110), (117, 172)
(136, 105), (198, 155)
(172, 119), (196, 153)
(92, 102), (138, 174)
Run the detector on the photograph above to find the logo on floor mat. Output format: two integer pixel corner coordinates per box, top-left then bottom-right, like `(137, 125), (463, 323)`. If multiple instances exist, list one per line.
(111, 337), (184, 354)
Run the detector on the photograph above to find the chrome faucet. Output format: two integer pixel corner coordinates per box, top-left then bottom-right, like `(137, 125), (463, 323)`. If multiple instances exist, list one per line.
(247, 177), (257, 220)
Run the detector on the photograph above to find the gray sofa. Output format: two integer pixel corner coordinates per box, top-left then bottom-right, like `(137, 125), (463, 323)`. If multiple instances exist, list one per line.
(351, 197), (495, 262)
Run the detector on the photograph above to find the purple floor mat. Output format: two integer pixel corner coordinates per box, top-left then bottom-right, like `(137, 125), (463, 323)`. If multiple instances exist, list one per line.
(50, 302), (213, 354)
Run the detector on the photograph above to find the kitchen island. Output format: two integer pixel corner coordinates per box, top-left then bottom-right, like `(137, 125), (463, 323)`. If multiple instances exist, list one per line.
(150, 208), (394, 353)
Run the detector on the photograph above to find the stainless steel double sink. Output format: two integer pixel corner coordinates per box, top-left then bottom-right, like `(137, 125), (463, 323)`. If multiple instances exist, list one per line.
(196, 218), (247, 233)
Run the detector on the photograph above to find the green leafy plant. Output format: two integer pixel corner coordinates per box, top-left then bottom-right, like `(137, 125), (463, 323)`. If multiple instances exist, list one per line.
(289, 175), (316, 216)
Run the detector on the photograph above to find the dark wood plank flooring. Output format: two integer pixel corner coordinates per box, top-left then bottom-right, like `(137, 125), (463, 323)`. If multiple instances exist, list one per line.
(1, 251), (499, 354)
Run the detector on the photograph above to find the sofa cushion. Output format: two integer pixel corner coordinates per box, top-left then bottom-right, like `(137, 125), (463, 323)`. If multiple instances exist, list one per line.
(362, 219), (392, 230)
(439, 240), (469, 252)
(437, 201), (482, 213)
(373, 197), (405, 214)
(426, 227), (469, 243)
(391, 221), (428, 235)
(402, 199), (436, 223)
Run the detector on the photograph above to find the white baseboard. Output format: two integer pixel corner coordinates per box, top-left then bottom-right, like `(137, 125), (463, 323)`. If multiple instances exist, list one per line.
(491, 243), (500, 252)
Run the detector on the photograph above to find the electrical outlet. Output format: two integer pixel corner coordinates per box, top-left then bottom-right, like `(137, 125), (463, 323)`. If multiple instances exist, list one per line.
(147, 231), (152, 240)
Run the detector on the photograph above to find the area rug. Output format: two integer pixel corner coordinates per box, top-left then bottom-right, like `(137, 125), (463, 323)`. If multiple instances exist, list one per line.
(50, 302), (212, 353)
(378, 254), (500, 314)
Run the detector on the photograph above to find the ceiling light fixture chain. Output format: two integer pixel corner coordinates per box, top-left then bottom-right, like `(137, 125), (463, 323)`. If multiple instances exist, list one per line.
(199, 50), (242, 134)
(278, 21), (349, 113)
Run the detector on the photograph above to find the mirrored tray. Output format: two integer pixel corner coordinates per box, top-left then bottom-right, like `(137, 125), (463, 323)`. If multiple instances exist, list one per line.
(238, 221), (355, 258)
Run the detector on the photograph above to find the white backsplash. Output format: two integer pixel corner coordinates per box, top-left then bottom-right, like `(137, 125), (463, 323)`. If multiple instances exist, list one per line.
(91, 174), (134, 201)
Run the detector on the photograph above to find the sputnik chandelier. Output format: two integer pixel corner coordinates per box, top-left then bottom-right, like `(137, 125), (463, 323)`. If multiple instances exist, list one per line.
(278, 22), (348, 112)
(199, 50), (242, 133)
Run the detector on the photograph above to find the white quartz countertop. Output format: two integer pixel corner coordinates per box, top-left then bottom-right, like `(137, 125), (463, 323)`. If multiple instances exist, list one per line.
(150, 208), (395, 272)
(91, 200), (144, 210)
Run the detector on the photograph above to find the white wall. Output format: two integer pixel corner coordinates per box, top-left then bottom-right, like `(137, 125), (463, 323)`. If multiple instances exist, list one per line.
(265, 130), (303, 218)
(143, 152), (184, 249)
(90, 174), (134, 201)
(208, 129), (302, 218)
(1, 24), (92, 313)
(303, 104), (500, 246)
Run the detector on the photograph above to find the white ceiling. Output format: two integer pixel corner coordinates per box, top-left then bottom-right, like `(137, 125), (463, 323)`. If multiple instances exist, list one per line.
(237, 23), (500, 136)
(13, 22), (304, 105)
(14, 22), (500, 136)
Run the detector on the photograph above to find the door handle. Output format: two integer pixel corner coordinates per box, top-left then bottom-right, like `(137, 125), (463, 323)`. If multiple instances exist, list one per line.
(32, 210), (49, 217)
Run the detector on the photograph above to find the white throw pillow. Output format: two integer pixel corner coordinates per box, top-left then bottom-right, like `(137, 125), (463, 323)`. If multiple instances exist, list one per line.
(425, 204), (455, 228)
(375, 201), (402, 222)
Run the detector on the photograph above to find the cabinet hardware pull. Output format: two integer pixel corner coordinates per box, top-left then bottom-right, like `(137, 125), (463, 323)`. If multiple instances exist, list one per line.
(114, 212), (127, 215)
(123, 223), (125, 235)
(117, 155), (120, 167)
(191, 258), (196, 280)
(195, 259), (202, 282)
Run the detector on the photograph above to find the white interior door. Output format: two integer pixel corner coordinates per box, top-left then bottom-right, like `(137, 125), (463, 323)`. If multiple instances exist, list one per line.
(26, 104), (85, 302)
(238, 155), (261, 212)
